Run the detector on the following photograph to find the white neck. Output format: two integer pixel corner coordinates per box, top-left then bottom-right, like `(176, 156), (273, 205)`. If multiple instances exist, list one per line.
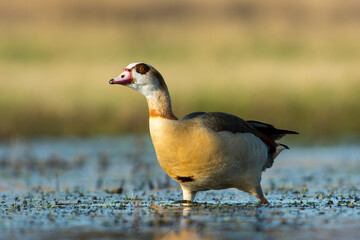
(146, 88), (177, 120)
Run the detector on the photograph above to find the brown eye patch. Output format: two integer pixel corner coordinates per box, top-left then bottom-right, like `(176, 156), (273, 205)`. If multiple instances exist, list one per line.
(135, 63), (150, 75)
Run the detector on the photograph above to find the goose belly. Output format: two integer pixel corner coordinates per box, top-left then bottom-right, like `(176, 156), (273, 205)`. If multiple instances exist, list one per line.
(149, 118), (268, 191)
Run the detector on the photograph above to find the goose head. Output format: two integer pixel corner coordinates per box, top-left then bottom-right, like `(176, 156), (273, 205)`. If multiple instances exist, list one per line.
(109, 62), (167, 98)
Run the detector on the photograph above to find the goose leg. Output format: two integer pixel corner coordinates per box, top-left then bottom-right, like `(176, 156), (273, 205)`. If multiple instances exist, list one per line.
(251, 185), (269, 204)
(180, 185), (197, 201)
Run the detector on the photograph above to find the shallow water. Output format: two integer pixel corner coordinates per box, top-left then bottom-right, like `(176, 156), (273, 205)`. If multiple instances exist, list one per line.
(0, 136), (359, 240)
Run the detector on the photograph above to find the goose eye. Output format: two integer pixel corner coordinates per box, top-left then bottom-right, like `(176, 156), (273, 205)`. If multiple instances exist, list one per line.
(135, 63), (150, 75)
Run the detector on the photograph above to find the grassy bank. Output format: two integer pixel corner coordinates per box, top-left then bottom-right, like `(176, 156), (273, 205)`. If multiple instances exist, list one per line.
(1, 0), (359, 141)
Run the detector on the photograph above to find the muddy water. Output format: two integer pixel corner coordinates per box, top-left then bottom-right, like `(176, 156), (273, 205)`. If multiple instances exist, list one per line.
(0, 136), (359, 240)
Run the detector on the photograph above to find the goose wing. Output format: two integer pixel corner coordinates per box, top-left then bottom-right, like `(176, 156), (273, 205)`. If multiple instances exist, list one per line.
(182, 112), (279, 153)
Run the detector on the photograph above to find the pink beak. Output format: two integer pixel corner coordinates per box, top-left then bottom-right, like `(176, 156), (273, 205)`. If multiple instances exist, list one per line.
(109, 69), (133, 85)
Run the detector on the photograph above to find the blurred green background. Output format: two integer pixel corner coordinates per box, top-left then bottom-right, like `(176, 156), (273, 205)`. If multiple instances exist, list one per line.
(1, 0), (359, 142)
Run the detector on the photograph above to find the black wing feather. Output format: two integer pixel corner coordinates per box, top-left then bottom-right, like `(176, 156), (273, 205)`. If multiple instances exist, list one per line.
(181, 112), (206, 120)
(199, 112), (254, 134)
(247, 120), (299, 140)
(182, 112), (253, 133)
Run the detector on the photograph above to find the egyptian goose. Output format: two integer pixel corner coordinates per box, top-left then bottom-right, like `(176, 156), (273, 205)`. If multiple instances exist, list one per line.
(109, 63), (298, 203)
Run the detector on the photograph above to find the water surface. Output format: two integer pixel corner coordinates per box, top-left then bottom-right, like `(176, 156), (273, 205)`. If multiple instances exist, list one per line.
(0, 136), (359, 239)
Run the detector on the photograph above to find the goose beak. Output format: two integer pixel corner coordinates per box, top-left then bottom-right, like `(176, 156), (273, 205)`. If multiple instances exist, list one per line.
(109, 69), (133, 85)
